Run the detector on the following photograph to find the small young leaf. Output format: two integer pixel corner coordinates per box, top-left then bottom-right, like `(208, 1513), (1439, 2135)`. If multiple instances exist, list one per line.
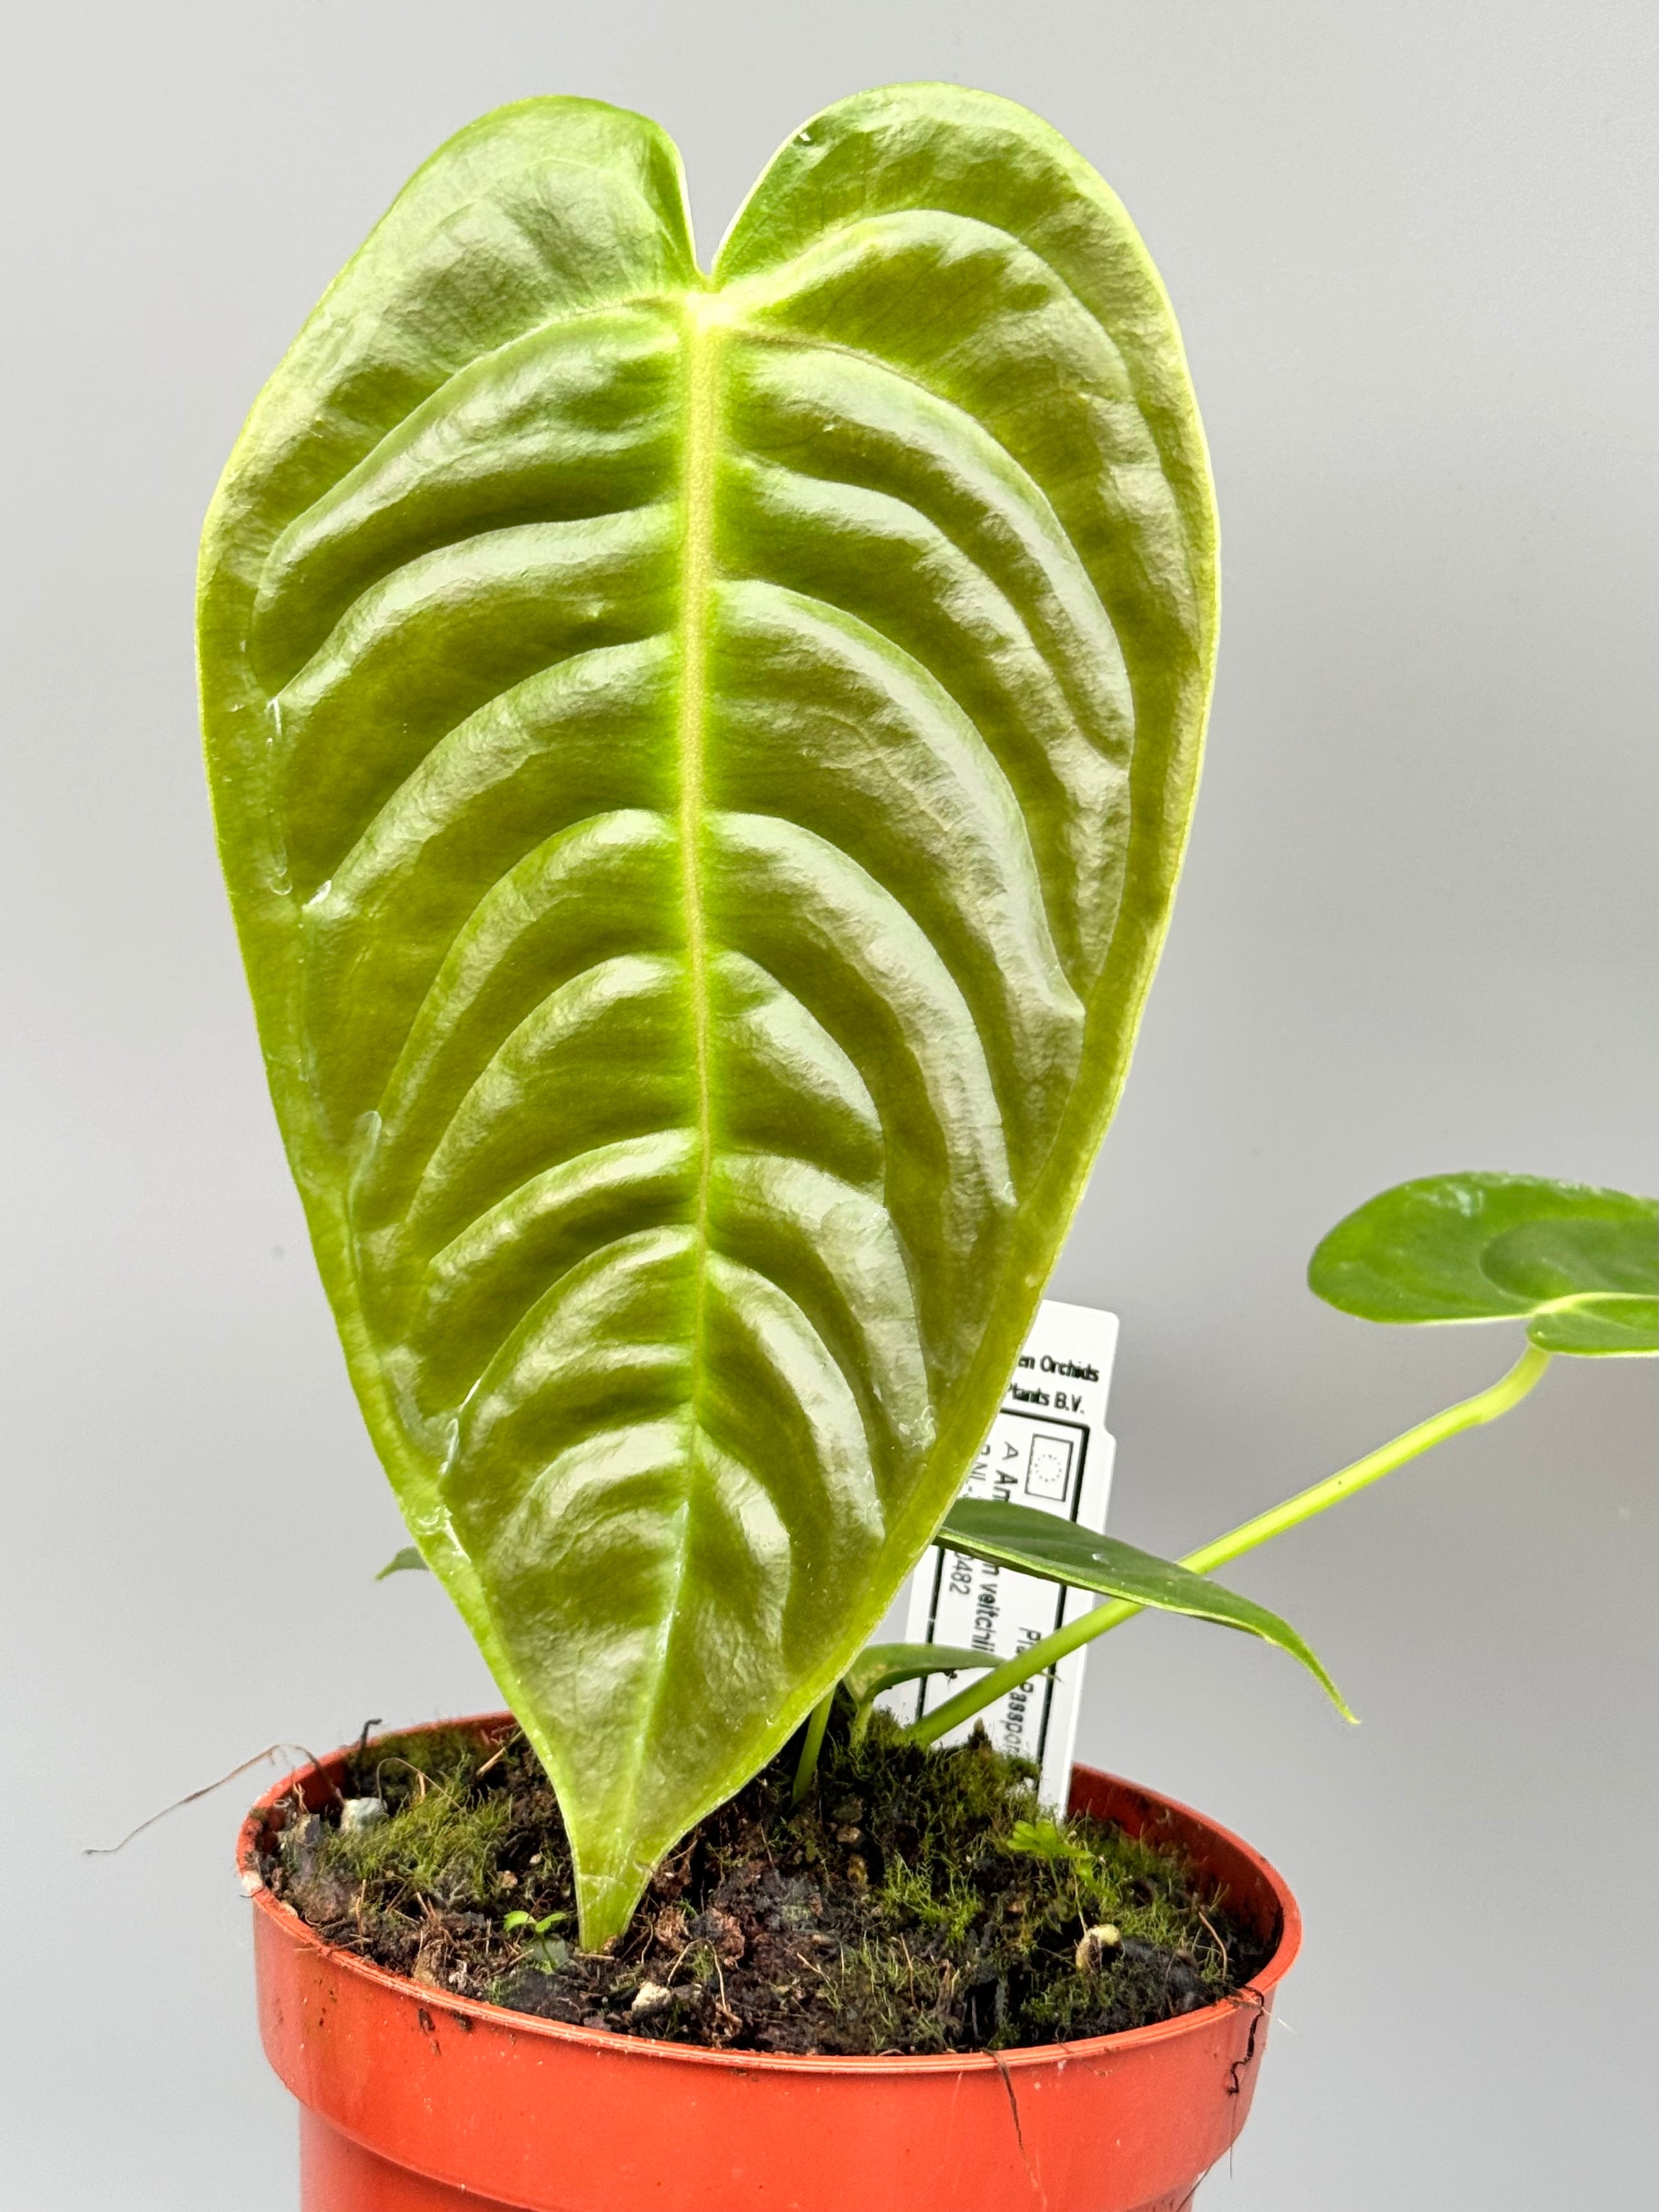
(840, 1642), (999, 1743)
(938, 1498), (1354, 1718)
(1309, 1173), (1658, 1357)
(841, 1643), (998, 1709)
(375, 1546), (431, 1580)
(501, 1909), (532, 1931)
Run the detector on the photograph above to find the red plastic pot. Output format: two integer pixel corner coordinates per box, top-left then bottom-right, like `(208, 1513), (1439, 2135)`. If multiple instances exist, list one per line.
(239, 1716), (1300, 2212)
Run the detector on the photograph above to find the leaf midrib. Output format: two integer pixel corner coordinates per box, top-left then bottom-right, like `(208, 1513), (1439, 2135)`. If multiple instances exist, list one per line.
(599, 293), (723, 1847)
(677, 290), (719, 1430)
(582, 296), (727, 1880)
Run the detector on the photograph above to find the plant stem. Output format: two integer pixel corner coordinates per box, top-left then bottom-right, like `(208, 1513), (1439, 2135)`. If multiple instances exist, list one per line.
(790, 1685), (835, 1805)
(905, 1341), (1553, 1749)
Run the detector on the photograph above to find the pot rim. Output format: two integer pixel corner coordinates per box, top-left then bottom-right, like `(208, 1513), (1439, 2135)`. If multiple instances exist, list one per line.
(238, 1709), (1301, 2078)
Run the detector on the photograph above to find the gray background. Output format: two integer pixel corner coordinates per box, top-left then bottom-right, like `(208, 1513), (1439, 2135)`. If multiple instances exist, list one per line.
(1, 3), (1653, 2205)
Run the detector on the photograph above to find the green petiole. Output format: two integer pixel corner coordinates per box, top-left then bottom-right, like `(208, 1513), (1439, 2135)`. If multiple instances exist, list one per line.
(790, 1685), (836, 1805)
(903, 1342), (1553, 1750)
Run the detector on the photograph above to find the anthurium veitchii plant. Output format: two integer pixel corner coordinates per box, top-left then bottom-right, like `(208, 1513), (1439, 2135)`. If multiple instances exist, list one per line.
(199, 85), (1658, 1949)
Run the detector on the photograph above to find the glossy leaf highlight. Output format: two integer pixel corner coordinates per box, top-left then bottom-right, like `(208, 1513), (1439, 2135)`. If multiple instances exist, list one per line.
(1309, 1173), (1658, 1356)
(198, 86), (1216, 1941)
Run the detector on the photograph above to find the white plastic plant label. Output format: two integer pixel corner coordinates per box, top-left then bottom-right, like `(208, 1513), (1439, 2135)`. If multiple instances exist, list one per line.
(880, 1298), (1119, 1807)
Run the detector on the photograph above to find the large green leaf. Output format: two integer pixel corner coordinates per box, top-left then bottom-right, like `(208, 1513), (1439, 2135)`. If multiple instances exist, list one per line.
(1309, 1173), (1658, 1356)
(940, 1498), (1352, 1715)
(198, 86), (1216, 1942)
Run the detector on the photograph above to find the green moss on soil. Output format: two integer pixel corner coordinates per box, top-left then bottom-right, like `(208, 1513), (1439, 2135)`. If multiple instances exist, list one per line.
(263, 1717), (1270, 2055)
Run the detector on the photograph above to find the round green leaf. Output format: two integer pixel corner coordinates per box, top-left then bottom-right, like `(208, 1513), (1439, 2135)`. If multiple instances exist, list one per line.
(198, 88), (1217, 1942)
(1309, 1173), (1658, 1356)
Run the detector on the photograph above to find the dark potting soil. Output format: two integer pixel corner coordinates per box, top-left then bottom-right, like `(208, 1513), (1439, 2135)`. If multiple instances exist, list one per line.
(261, 1718), (1272, 2056)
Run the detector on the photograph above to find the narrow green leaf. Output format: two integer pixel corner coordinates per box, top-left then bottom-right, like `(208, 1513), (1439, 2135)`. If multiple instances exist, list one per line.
(940, 1497), (1353, 1718)
(376, 1546), (431, 1580)
(199, 87), (1217, 1942)
(1309, 1173), (1658, 1357)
